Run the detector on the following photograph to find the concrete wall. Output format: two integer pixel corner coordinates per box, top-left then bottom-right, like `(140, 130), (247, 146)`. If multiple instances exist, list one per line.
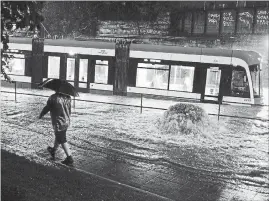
(97, 13), (170, 37)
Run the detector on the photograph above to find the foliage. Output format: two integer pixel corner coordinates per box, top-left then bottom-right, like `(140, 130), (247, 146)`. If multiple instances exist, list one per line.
(1, 1), (43, 82)
(42, 2), (100, 38)
(41, 1), (172, 38)
(159, 103), (209, 135)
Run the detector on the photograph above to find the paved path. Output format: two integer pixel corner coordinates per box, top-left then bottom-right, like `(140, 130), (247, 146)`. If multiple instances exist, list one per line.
(2, 141), (268, 201)
(1, 87), (268, 201)
(1, 85), (269, 120)
(1, 150), (169, 201)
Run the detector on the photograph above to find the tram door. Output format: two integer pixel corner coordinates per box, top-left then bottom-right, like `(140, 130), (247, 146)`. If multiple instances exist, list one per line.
(77, 58), (89, 92)
(66, 58), (76, 87)
(204, 67), (222, 102)
(66, 57), (90, 92)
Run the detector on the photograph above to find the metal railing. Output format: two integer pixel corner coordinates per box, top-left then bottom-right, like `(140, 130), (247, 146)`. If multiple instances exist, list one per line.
(1, 81), (268, 122)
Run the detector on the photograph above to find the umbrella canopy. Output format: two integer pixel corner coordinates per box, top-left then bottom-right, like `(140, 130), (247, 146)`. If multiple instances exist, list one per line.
(39, 79), (79, 97)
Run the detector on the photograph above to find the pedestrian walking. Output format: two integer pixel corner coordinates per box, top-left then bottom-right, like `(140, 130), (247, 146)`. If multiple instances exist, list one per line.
(38, 79), (78, 165)
(39, 90), (74, 165)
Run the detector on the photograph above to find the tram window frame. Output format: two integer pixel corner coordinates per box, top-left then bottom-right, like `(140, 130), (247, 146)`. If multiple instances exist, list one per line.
(47, 55), (60, 79)
(66, 57), (76, 82)
(136, 61), (169, 90)
(94, 60), (109, 84)
(249, 65), (261, 97)
(169, 65), (195, 92)
(4, 53), (26, 76)
(231, 67), (250, 98)
(78, 59), (88, 83)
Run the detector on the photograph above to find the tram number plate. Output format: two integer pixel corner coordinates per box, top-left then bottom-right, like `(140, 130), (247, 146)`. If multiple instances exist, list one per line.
(244, 99), (251, 102)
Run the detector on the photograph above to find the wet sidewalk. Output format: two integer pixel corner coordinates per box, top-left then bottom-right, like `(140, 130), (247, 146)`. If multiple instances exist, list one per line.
(1, 85), (268, 120)
(2, 144), (267, 201)
(1, 150), (168, 201)
(1, 87), (268, 201)
(50, 144), (267, 201)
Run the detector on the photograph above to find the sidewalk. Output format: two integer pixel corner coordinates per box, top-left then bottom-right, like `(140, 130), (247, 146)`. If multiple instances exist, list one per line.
(1, 150), (169, 201)
(1, 88), (268, 201)
(3, 147), (267, 201)
(1, 85), (268, 120)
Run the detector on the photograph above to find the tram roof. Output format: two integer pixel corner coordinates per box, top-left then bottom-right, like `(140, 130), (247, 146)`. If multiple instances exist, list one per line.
(9, 37), (262, 66)
(9, 37), (115, 49)
(130, 43), (262, 66)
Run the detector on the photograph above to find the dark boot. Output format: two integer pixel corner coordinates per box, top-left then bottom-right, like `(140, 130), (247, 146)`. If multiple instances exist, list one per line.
(61, 156), (74, 166)
(47, 146), (56, 160)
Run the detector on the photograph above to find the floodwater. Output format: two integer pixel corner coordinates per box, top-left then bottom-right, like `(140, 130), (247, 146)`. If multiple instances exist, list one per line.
(1, 86), (269, 200)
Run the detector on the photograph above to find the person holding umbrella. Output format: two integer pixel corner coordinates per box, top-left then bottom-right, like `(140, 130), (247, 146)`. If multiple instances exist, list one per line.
(38, 79), (78, 165)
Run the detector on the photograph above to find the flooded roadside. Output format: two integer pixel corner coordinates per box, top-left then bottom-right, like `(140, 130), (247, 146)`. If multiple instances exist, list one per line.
(1, 89), (269, 200)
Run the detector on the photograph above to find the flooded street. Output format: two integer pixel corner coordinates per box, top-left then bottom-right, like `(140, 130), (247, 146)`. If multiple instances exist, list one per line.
(1, 87), (269, 201)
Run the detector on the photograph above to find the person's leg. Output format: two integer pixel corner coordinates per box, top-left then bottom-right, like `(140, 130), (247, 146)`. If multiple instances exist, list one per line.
(61, 142), (74, 165)
(47, 136), (59, 159)
(59, 129), (73, 165)
(53, 137), (59, 150)
(61, 142), (71, 157)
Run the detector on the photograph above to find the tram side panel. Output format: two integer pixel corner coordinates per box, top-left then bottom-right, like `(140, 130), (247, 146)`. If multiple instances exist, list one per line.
(193, 64), (207, 102)
(127, 59), (138, 87)
(2, 41), (261, 105)
(219, 66), (233, 97)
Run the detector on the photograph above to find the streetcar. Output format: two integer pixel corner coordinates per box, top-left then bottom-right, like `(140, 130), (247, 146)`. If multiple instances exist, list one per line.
(1, 37), (263, 105)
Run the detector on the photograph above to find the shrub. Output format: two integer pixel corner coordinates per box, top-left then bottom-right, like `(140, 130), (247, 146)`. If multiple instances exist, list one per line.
(159, 103), (209, 135)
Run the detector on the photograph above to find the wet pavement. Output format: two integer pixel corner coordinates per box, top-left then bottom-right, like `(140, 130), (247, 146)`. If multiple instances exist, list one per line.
(1, 86), (269, 201)
(1, 85), (269, 120)
(2, 150), (170, 201)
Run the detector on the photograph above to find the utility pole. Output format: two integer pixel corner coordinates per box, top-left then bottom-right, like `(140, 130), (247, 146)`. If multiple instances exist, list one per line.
(113, 39), (131, 96)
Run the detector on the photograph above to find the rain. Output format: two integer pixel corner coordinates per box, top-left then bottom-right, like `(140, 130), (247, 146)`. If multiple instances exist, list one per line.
(1, 1), (269, 201)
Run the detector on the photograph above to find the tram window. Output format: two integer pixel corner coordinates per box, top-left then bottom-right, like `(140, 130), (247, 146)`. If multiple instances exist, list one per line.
(66, 58), (75, 81)
(136, 63), (169, 89)
(48, 56), (60, 78)
(6, 54), (25, 75)
(95, 60), (108, 84)
(79, 59), (88, 82)
(231, 69), (250, 97)
(169, 65), (195, 92)
(250, 65), (260, 97)
(138, 63), (169, 70)
(136, 68), (169, 89)
(96, 60), (108, 65)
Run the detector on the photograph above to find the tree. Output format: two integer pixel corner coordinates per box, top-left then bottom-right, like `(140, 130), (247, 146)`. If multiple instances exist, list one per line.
(41, 2), (172, 38)
(42, 1), (100, 38)
(1, 1), (43, 82)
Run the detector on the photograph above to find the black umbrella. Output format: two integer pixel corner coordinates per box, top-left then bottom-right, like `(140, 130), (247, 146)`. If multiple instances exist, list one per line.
(39, 79), (79, 97)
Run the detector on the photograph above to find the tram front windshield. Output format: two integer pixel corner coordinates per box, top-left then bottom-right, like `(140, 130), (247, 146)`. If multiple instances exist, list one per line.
(250, 65), (261, 97)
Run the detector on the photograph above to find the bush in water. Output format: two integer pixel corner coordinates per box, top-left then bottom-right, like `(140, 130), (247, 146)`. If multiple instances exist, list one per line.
(159, 103), (209, 135)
